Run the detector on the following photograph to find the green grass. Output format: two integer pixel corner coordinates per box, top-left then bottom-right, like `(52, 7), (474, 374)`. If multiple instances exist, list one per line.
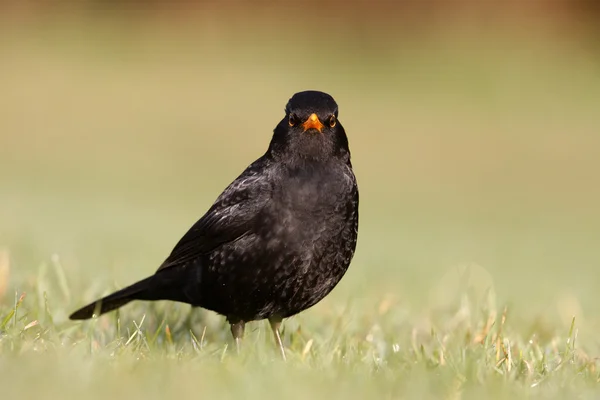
(1, 266), (598, 399)
(1, 20), (600, 399)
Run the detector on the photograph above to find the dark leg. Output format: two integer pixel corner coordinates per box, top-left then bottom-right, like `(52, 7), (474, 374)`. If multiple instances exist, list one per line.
(268, 317), (287, 361)
(230, 321), (245, 355)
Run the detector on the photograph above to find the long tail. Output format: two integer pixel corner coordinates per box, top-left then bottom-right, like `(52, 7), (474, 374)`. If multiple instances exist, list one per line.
(69, 275), (157, 320)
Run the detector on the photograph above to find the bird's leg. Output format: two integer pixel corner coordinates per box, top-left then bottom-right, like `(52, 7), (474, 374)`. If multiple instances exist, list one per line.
(268, 317), (287, 361)
(230, 321), (245, 355)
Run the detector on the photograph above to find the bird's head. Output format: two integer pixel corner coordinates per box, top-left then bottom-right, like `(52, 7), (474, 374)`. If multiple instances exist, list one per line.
(268, 91), (350, 163)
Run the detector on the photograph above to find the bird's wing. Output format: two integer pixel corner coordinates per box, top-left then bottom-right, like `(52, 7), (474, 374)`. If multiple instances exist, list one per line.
(156, 160), (272, 271)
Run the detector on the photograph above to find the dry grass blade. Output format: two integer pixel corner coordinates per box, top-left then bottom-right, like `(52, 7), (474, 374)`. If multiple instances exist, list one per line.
(302, 339), (314, 361)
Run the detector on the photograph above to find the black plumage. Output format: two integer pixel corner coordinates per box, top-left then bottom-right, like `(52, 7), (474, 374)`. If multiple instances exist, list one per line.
(70, 90), (359, 359)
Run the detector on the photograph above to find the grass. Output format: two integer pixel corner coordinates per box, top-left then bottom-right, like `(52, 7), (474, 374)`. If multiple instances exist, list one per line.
(1, 265), (598, 399)
(1, 19), (600, 399)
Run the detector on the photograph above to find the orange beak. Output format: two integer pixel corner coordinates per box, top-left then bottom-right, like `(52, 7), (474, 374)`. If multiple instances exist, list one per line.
(302, 113), (325, 133)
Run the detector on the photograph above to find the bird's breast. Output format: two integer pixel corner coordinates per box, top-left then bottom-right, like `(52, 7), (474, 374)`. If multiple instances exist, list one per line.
(259, 165), (353, 249)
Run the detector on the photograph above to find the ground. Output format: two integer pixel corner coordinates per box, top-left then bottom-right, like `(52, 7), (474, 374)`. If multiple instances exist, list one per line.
(1, 21), (599, 399)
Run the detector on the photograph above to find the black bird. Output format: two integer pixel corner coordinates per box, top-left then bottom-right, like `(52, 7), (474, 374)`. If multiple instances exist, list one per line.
(70, 90), (359, 359)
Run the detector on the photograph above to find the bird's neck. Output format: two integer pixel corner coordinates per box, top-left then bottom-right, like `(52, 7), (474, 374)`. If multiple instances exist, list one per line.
(267, 139), (350, 167)
(269, 149), (350, 172)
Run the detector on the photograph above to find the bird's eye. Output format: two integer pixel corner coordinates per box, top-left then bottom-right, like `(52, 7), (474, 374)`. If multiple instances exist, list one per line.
(289, 114), (298, 127)
(329, 115), (337, 128)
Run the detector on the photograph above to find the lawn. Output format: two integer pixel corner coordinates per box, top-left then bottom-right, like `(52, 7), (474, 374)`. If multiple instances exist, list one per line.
(1, 18), (599, 399)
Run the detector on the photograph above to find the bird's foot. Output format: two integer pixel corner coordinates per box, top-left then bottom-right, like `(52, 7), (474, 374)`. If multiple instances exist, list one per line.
(230, 321), (245, 356)
(269, 317), (287, 362)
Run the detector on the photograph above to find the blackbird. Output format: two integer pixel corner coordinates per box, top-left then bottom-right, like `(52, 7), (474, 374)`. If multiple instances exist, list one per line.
(70, 90), (359, 359)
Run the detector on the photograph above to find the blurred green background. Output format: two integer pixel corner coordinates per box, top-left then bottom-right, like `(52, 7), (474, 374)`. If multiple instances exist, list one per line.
(1, 0), (600, 349)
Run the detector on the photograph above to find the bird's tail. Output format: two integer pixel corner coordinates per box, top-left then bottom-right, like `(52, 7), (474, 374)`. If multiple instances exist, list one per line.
(69, 275), (156, 320)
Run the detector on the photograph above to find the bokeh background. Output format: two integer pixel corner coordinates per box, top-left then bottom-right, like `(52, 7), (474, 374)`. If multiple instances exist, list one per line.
(1, 0), (600, 349)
